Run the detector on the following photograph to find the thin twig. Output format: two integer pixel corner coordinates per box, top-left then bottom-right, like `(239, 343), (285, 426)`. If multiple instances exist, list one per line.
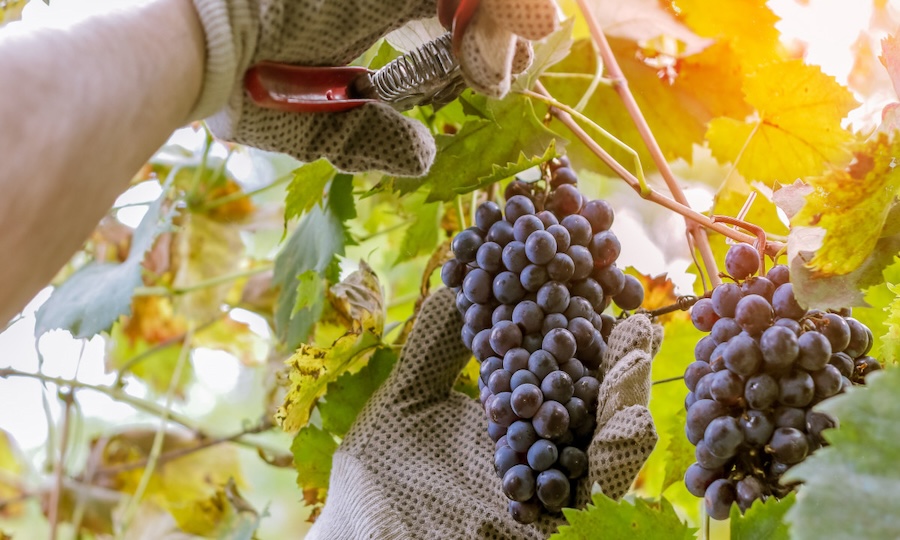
(652, 375), (685, 385)
(133, 264), (273, 298)
(573, 0), (723, 286)
(48, 390), (74, 540)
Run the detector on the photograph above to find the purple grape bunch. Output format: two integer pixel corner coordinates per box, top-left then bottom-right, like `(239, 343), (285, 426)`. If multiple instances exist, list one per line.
(684, 243), (882, 519)
(441, 157), (645, 523)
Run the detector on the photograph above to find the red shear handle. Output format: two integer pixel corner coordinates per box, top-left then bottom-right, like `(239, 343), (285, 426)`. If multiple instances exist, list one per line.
(244, 62), (375, 113)
(437, 0), (480, 54)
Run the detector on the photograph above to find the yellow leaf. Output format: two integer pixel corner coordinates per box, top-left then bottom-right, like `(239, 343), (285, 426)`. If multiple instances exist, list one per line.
(673, 0), (782, 68)
(192, 317), (267, 366)
(793, 134), (900, 276)
(276, 267), (385, 432)
(707, 60), (858, 183)
(0, 0), (26, 26)
(0, 430), (27, 518)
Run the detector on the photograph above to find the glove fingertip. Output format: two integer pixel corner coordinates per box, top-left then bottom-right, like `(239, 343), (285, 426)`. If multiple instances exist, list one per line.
(602, 314), (654, 372)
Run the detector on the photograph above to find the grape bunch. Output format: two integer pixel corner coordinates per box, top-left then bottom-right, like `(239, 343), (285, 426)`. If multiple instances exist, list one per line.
(441, 157), (645, 523)
(683, 243), (882, 519)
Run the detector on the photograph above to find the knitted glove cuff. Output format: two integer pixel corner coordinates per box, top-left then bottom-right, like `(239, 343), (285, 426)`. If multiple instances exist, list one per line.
(188, 0), (259, 120)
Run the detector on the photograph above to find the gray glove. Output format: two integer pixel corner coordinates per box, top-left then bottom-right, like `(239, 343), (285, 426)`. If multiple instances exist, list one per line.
(188, 0), (560, 176)
(306, 288), (662, 539)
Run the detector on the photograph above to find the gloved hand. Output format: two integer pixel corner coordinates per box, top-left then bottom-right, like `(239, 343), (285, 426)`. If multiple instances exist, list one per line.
(189, 0), (560, 176)
(306, 288), (662, 539)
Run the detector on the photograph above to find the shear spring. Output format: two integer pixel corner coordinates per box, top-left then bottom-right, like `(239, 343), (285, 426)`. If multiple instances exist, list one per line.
(354, 33), (466, 111)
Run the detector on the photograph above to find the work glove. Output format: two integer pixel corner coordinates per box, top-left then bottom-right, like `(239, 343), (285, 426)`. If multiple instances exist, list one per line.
(189, 0), (559, 176)
(306, 288), (662, 539)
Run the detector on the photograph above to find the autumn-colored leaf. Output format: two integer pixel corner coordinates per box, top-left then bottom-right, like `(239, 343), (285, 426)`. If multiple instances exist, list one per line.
(707, 60), (858, 183)
(0, 0), (26, 26)
(793, 134), (900, 277)
(204, 178), (256, 223)
(0, 430), (27, 519)
(625, 270), (686, 324)
(673, 0), (782, 68)
(589, 0), (709, 54)
(880, 34), (900, 98)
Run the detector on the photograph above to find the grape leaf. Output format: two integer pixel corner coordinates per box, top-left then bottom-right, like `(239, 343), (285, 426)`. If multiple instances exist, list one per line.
(275, 265), (384, 432)
(730, 492), (795, 540)
(35, 189), (176, 339)
(552, 493), (696, 540)
(853, 259), (900, 362)
(792, 134), (900, 277)
(106, 313), (193, 396)
(0, 0), (25, 26)
(284, 160), (336, 224)
(402, 94), (566, 202)
(673, 0), (782, 67)
(543, 38), (750, 175)
(274, 176), (355, 350)
(590, 0), (709, 54)
(706, 60), (858, 183)
(660, 409), (693, 493)
(395, 193), (442, 265)
(0, 430), (27, 518)
(881, 283), (900, 364)
(318, 347), (396, 437)
(293, 270), (325, 316)
(290, 425), (339, 506)
(783, 368), (900, 540)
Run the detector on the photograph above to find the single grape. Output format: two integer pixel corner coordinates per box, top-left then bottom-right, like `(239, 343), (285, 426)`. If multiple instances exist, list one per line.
(504, 180), (532, 202)
(503, 348), (530, 373)
(773, 406), (807, 430)
(487, 219), (515, 246)
(806, 410), (836, 446)
(572, 376), (601, 409)
(725, 244), (759, 280)
(476, 201), (502, 231)
(567, 317), (595, 350)
(843, 317), (871, 358)
(705, 479), (737, 520)
(536, 469), (571, 507)
(541, 371), (575, 403)
(542, 328), (576, 362)
(564, 296), (593, 321)
(774, 317), (802, 335)
(695, 439), (730, 469)
(476, 242), (503, 273)
(589, 231), (621, 268)
(613, 275), (644, 311)
(740, 409), (775, 446)
(493, 272), (526, 305)
(704, 416), (744, 459)
(766, 264), (791, 287)
(855, 355), (883, 379)
(745, 373), (778, 410)
(695, 373), (714, 400)
(463, 268), (493, 304)
(547, 253), (575, 282)
(549, 155), (572, 172)
(501, 241), (529, 273)
(472, 329), (496, 361)
(456, 290), (473, 315)
(691, 298), (720, 332)
(759, 326), (799, 372)
(488, 392), (517, 426)
(510, 370), (540, 390)
(559, 359), (586, 382)
(594, 265), (626, 297)
(736, 476), (765, 513)
(797, 331), (832, 371)
(522, 333), (543, 354)
(709, 343), (727, 371)
(767, 427), (809, 464)
(441, 259), (466, 288)
(685, 463), (723, 497)
(547, 184), (583, 218)
(537, 281), (571, 314)
(558, 447), (588, 478)
(546, 224), (571, 253)
(772, 283), (806, 319)
(520, 264), (549, 292)
(494, 446), (520, 477)
(564, 396), (588, 429)
(451, 228), (484, 263)
(509, 500), (541, 525)
(479, 356), (503, 385)
(811, 364), (842, 398)
(571, 278), (604, 310)
(723, 334), (763, 377)
(561, 214), (592, 246)
(828, 352), (854, 379)
(741, 277), (775, 301)
(487, 422), (507, 442)
(685, 399), (729, 445)
(536, 210), (559, 229)
(505, 195), (536, 223)
(488, 369), (513, 394)
(527, 439), (558, 471)
(502, 464), (536, 502)
(567, 245), (594, 281)
(465, 303), (493, 333)
(580, 199), (614, 233)
(710, 369), (743, 406)
(711, 283), (743, 318)
(512, 301), (544, 334)
(685, 361), (713, 392)
(517, 217), (549, 251)
(528, 350), (559, 380)
(492, 304), (514, 324)
(778, 370), (815, 408)
(600, 314), (617, 341)
(542, 313), (568, 335)
(816, 313), (851, 352)
(695, 336), (718, 363)
(507, 420), (538, 453)
(711, 318), (742, 344)
(551, 166), (578, 188)
(491, 320), (523, 356)
(532, 401), (570, 439)
(735, 294), (774, 335)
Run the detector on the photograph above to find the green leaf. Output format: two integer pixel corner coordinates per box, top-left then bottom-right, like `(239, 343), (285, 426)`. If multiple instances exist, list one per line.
(293, 270), (325, 316)
(35, 189), (176, 338)
(284, 160), (336, 224)
(883, 283), (900, 364)
(274, 176), (355, 350)
(318, 347), (396, 437)
(290, 425), (339, 503)
(552, 494), (696, 540)
(402, 94), (565, 202)
(395, 193), (443, 265)
(783, 368), (900, 540)
(730, 492), (795, 540)
(661, 409), (693, 493)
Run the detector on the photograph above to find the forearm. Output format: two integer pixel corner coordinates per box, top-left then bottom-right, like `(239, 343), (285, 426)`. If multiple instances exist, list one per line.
(0, 0), (204, 322)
